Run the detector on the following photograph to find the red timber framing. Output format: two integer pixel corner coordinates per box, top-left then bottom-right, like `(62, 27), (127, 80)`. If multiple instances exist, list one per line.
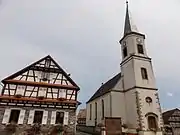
(0, 55), (80, 109)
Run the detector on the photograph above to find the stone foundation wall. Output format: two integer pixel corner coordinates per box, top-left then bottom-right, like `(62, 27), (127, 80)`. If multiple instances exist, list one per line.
(76, 125), (100, 135)
(0, 106), (76, 135)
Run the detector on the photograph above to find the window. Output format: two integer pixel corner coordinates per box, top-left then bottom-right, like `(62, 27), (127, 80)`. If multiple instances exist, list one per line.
(102, 100), (104, 119)
(41, 72), (50, 81)
(123, 47), (127, 58)
(90, 104), (92, 120)
(141, 68), (148, 80)
(56, 112), (64, 124)
(145, 97), (152, 104)
(148, 116), (157, 130)
(137, 44), (144, 54)
(33, 111), (43, 124)
(9, 110), (20, 124)
(95, 102), (97, 120)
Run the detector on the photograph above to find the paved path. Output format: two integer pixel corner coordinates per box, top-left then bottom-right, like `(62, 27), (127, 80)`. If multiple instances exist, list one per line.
(76, 131), (91, 135)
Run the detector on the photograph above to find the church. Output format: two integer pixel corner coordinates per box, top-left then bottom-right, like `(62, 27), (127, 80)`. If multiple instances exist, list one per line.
(86, 2), (164, 135)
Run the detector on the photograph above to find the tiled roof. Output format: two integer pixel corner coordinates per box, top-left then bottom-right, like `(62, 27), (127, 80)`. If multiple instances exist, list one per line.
(162, 108), (180, 124)
(77, 109), (86, 119)
(87, 73), (121, 103)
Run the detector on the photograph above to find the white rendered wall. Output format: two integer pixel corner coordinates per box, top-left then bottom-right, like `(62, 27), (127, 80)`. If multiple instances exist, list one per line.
(86, 93), (111, 126)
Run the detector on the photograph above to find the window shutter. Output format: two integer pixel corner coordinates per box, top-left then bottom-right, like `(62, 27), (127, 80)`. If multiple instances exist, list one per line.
(63, 112), (69, 125)
(42, 110), (48, 124)
(28, 110), (35, 124)
(51, 111), (56, 125)
(2, 109), (11, 124)
(18, 109), (26, 124)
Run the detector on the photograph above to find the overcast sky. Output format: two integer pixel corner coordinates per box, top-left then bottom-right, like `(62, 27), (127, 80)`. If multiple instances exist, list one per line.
(0, 0), (180, 111)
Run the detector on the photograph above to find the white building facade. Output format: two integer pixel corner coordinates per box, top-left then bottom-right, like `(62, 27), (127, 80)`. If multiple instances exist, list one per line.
(86, 2), (164, 135)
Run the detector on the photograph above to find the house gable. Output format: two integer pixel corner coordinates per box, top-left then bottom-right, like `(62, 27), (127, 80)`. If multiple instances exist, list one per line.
(2, 55), (79, 90)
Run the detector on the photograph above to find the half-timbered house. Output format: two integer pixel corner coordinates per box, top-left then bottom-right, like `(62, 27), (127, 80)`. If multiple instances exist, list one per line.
(163, 108), (180, 135)
(0, 55), (80, 134)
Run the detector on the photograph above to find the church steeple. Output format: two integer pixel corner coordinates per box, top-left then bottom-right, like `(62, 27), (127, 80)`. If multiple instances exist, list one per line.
(120, 1), (146, 61)
(124, 1), (138, 36)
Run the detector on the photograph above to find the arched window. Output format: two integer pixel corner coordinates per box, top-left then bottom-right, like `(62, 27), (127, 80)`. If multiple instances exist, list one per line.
(90, 104), (92, 120)
(148, 116), (157, 130)
(95, 102), (97, 120)
(102, 99), (104, 119)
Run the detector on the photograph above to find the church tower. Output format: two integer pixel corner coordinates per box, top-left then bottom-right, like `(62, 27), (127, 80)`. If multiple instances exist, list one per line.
(120, 2), (164, 134)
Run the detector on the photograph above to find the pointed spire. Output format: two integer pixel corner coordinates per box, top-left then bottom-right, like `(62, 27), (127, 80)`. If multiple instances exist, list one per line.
(123, 1), (138, 36)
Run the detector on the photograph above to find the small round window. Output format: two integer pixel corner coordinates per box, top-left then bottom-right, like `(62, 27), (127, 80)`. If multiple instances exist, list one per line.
(146, 97), (152, 103)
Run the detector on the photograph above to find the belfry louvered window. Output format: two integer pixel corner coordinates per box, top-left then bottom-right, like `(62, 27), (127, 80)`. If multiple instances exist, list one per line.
(123, 47), (127, 58)
(137, 44), (144, 54)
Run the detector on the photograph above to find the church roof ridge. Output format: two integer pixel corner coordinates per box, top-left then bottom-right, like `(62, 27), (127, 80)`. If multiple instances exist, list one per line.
(87, 72), (121, 103)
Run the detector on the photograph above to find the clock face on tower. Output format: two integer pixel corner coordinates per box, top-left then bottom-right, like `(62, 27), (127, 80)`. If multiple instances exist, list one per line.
(136, 38), (143, 44)
(123, 41), (126, 46)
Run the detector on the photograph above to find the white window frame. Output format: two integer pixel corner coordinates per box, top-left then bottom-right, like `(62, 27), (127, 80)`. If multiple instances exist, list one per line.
(31, 109), (46, 124)
(51, 110), (65, 125)
(3, 108), (24, 125)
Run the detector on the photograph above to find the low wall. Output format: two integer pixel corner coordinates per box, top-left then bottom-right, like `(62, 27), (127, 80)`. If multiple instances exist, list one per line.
(76, 125), (100, 135)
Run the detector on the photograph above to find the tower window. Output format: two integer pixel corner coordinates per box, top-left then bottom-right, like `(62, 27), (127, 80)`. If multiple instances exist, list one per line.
(123, 47), (127, 58)
(141, 68), (148, 80)
(137, 44), (144, 54)
(145, 97), (152, 103)
(90, 104), (92, 120)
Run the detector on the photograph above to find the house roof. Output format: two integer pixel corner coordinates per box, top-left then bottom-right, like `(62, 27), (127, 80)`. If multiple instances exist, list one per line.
(162, 108), (180, 124)
(77, 109), (86, 119)
(87, 73), (121, 103)
(2, 55), (80, 90)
